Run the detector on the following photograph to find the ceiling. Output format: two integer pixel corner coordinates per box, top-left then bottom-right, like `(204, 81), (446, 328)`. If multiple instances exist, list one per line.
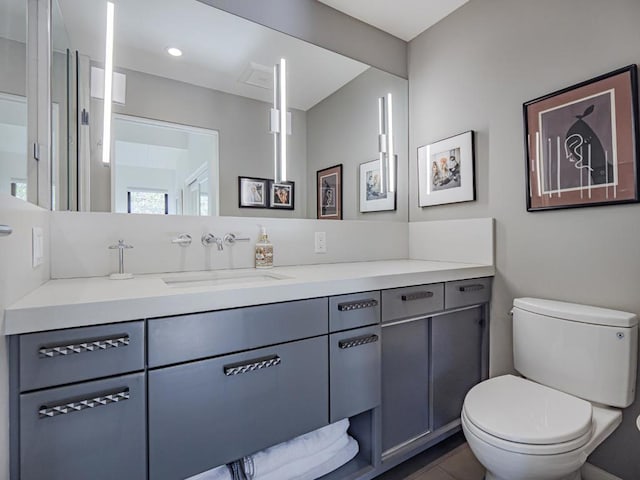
(53, 0), (369, 111)
(317, 0), (469, 41)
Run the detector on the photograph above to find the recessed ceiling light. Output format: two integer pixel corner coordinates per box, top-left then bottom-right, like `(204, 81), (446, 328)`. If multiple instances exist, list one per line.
(166, 47), (183, 57)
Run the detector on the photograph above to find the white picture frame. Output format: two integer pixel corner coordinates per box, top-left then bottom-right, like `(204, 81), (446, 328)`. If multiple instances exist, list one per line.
(418, 131), (475, 207)
(359, 158), (396, 213)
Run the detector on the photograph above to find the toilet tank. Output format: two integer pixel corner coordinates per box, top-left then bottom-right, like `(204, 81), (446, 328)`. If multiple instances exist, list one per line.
(513, 297), (638, 408)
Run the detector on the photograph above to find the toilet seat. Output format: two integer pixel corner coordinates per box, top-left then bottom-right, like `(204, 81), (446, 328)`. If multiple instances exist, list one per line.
(462, 375), (593, 455)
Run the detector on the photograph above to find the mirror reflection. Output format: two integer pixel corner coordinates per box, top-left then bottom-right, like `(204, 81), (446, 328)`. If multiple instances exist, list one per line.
(0, 0), (27, 202)
(49, 0), (408, 220)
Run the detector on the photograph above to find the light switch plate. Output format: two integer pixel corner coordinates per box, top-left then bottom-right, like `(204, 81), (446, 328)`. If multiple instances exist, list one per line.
(32, 227), (44, 268)
(314, 232), (327, 253)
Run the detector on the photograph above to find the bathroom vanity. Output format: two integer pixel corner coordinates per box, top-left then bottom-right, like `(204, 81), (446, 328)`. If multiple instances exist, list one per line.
(5, 260), (493, 480)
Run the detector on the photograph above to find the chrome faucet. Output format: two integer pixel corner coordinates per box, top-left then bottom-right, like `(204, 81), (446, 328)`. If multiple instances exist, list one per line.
(108, 239), (133, 277)
(201, 233), (224, 250)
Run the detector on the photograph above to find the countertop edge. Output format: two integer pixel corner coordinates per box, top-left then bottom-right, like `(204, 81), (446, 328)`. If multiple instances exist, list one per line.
(4, 263), (495, 335)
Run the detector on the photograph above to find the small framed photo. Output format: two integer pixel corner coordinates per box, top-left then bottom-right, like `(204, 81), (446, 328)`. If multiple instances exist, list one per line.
(269, 180), (294, 210)
(317, 164), (342, 219)
(523, 65), (639, 211)
(418, 131), (475, 207)
(238, 176), (269, 208)
(359, 158), (396, 212)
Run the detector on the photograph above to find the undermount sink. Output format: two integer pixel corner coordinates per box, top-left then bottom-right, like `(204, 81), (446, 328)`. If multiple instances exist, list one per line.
(162, 270), (291, 288)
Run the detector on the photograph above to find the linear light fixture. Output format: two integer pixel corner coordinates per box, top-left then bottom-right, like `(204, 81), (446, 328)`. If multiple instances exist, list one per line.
(102, 1), (115, 165)
(378, 93), (395, 194)
(271, 58), (288, 182)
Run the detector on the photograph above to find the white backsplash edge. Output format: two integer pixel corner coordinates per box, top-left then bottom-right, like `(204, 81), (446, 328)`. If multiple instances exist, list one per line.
(409, 218), (495, 266)
(51, 211), (409, 279)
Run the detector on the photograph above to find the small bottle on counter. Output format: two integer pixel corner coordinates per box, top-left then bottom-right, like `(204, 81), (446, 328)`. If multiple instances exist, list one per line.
(255, 226), (273, 269)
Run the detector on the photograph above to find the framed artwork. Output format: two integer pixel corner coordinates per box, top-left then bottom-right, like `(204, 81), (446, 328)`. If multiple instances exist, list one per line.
(238, 176), (269, 208)
(317, 164), (342, 219)
(269, 180), (295, 210)
(359, 158), (396, 212)
(523, 65), (639, 211)
(418, 131), (475, 207)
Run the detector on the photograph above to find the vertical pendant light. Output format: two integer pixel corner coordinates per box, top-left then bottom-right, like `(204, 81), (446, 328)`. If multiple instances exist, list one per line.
(378, 96), (388, 195)
(378, 93), (395, 194)
(272, 58), (287, 182)
(101, 1), (115, 165)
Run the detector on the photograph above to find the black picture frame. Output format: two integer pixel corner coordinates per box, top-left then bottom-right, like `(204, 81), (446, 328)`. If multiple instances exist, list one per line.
(523, 65), (640, 212)
(316, 164), (343, 219)
(238, 176), (269, 208)
(268, 180), (295, 210)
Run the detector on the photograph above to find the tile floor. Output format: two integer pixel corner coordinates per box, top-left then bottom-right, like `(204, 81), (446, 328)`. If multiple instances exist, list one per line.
(376, 435), (485, 480)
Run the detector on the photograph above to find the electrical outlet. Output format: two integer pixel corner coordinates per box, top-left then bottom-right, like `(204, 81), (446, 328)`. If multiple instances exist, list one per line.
(314, 232), (327, 253)
(32, 227), (44, 268)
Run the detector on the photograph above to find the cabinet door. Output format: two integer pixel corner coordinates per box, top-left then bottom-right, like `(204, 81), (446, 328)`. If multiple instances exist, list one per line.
(431, 307), (484, 430)
(381, 318), (430, 453)
(19, 373), (146, 480)
(330, 325), (381, 422)
(148, 336), (329, 480)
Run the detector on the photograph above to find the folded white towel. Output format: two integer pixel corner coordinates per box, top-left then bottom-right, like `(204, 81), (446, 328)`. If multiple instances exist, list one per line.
(291, 436), (359, 480)
(188, 419), (356, 480)
(258, 435), (358, 480)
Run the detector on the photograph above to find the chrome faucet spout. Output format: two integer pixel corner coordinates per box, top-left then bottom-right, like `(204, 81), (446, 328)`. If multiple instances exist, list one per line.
(201, 233), (223, 250)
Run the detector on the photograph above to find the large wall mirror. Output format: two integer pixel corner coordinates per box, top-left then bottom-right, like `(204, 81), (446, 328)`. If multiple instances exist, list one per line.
(2, 0), (408, 221)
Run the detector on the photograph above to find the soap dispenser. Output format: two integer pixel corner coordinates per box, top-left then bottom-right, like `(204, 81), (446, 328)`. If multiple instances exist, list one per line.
(255, 226), (273, 269)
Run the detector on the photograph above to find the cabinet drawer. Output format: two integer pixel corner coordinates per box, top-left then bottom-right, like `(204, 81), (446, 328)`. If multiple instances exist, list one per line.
(382, 283), (444, 323)
(19, 372), (146, 480)
(445, 277), (492, 309)
(148, 336), (329, 480)
(329, 291), (380, 332)
(330, 325), (381, 422)
(148, 297), (328, 367)
(19, 321), (144, 392)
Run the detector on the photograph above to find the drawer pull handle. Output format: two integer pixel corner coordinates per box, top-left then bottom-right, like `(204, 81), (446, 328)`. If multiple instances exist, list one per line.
(38, 335), (130, 358)
(224, 355), (281, 376)
(39, 388), (130, 419)
(458, 284), (485, 293)
(339, 334), (379, 349)
(337, 299), (378, 311)
(401, 291), (434, 301)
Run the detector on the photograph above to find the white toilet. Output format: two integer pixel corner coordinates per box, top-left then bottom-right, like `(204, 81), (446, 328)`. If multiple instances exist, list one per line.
(461, 297), (638, 480)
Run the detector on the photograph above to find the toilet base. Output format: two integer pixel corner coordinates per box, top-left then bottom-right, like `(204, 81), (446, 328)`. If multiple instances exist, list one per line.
(485, 470), (581, 480)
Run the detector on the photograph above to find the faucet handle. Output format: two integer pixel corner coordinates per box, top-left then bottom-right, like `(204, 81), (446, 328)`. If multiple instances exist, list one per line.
(223, 233), (251, 246)
(171, 234), (192, 247)
(109, 239), (133, 250)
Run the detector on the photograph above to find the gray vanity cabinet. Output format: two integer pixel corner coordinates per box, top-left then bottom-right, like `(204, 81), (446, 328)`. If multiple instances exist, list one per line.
(431, 307), (485, 430)
(380, 279), (490, 460)
(19, 372), (146, 480)
(381, 317), (430, 453)
(148, 335), (329, 480)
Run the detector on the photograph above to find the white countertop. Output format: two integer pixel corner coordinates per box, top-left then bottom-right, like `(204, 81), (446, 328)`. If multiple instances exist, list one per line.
(4, 260), (495, 335)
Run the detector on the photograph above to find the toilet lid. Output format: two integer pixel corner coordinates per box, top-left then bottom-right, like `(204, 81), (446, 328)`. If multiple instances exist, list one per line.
(463, 375), (592, 445)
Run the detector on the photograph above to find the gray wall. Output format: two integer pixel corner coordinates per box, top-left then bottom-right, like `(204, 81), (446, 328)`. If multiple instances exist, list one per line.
(0, 37), (26, 96)
(197, 0), (407, 78)
(408, 0), (640, 477)
(307, 68), (408, 221)
(89, 67), (308, 218)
